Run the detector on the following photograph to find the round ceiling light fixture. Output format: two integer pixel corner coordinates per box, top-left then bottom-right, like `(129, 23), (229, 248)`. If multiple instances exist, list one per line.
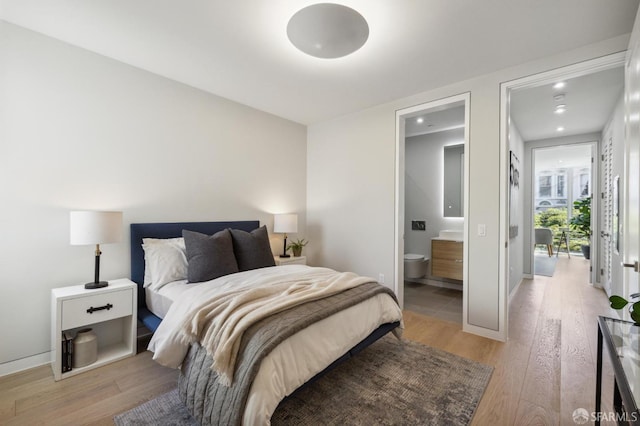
(287, 3), (369, 59)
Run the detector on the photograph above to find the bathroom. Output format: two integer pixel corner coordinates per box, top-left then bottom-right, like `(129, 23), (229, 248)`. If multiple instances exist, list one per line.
(403, 101), (466, 323)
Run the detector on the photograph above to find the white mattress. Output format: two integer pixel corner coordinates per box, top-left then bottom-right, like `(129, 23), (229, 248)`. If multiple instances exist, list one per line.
(145, 279), (190, 319)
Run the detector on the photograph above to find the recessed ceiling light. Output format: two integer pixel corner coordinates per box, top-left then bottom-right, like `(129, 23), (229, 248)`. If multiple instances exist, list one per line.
(553, 82), (566, 90)
(287, 4), (369, 59)
(554, 105), (566, 114)
(556, 126), (565, 132)
(553, 94), (565, 101)
(416, 117), (424, 124)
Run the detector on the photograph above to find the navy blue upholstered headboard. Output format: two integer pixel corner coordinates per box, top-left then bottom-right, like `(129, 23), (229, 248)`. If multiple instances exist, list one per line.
(130, 220), (260, 331)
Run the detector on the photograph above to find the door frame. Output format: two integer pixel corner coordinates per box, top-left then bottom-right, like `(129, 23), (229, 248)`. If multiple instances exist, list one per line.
(394, 92), (470, 322)
(499, 52), (626, 314)
(622, 24), (640, 308)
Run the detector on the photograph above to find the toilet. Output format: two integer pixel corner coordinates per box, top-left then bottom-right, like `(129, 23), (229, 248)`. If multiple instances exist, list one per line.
(404, 253), (428, 279)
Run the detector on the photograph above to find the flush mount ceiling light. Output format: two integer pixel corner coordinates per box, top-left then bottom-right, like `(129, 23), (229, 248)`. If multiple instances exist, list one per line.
(287, 3), (369, 59)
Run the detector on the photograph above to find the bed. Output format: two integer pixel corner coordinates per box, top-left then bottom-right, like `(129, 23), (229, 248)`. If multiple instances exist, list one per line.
(130, 220), (402, 425)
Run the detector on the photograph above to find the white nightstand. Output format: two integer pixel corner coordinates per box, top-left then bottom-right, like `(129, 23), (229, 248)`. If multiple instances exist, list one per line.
(51, 278), (137, 381)
(274, 256), (307, 266)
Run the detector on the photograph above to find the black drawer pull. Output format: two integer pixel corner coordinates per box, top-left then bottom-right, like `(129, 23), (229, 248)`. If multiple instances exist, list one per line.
(87, 303), (113, 314)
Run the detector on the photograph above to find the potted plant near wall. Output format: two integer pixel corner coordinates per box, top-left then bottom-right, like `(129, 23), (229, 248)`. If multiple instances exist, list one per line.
(569, 196), (592, 259)
(287, 238), (308, 257)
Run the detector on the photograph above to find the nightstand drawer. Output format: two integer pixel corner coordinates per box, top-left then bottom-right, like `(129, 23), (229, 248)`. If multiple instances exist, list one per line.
(62, 289), (133, 330)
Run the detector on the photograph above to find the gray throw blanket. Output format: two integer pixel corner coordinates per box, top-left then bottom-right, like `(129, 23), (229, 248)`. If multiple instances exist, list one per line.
(177, 281), (398, 426)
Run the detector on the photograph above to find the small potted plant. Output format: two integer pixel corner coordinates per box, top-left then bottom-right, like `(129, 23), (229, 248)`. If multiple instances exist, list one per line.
(287, 238), (308, 257)
(569, 196), (591, 259)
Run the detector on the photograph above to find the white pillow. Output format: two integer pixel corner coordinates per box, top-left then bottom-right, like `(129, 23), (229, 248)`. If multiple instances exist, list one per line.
(142, 237), (187, 290)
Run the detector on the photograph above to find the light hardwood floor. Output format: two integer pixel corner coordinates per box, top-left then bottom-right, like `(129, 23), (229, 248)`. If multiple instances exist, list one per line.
(404, 255), (619, 425)
(404, 281), (463, 323)
(0, 256), (619, 425)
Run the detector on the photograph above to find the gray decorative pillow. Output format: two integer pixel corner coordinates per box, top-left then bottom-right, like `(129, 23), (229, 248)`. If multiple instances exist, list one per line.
(230, 226), (276, 271)
(182, 229), (239, 283)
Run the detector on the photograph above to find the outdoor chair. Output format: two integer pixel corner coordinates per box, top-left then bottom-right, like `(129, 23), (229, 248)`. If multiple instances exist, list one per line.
(534, 228), (554, 257)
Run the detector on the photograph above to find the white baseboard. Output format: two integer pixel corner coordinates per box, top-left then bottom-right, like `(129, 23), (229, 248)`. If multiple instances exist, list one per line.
(509, 277), (525, 302)
(0, 351), (51, 378)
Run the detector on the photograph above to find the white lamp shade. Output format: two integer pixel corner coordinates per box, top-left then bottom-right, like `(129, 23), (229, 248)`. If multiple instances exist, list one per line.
(70, 211), (123, 245)
(273, 214), (298, 234)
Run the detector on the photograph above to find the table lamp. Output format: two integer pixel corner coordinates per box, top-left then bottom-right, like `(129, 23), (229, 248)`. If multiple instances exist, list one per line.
(273, 214), (297, 258)
(70, 211), (123, 289)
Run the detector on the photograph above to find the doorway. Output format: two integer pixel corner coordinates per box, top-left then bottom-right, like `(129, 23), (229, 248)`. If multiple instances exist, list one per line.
(531, 143), (596, 276)
(500, 52), (626, 337)
(394, 93), (470, 326)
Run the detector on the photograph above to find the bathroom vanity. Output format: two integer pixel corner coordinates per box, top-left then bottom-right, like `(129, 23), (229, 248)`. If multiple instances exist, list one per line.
(431, 231), (463, 280)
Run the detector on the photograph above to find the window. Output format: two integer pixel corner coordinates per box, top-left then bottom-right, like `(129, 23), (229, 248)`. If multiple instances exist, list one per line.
(538, 175), (552, 197)
(556, 174), (565, 198)
(537, 172), (567, 200)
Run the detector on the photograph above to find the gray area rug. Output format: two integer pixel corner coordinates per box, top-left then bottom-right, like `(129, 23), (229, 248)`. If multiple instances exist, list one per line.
(534, 254), (558, 277)
(114, 335), (492, 425)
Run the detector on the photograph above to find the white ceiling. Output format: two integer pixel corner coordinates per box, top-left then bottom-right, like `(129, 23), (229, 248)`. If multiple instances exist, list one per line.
(406, 67), (623, 149)
(510, 66), (625, 141)
(534, 144), (592, 171)
(1, 0), (638, 125)
(405, 104), (465, 138)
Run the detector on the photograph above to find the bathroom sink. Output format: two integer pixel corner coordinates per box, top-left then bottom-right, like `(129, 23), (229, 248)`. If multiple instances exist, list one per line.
(438, 230), (463, 240)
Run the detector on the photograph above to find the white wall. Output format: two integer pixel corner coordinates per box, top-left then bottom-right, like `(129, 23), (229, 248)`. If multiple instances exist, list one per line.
(405, 129), (465, 259)
(508, 123), (525, 294)
(307, 34), (629, 336)
(0, 22), (307, 373)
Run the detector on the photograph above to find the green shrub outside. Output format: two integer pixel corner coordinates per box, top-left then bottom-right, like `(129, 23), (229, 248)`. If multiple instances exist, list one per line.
(534, 207), (589, 253)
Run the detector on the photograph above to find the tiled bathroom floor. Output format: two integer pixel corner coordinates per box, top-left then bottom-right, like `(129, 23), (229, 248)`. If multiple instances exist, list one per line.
(403, 281), (463, 324)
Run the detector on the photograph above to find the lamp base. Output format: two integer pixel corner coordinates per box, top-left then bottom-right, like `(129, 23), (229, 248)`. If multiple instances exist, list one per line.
(280, 254), (291, 258)
(85, 281), (109, 290)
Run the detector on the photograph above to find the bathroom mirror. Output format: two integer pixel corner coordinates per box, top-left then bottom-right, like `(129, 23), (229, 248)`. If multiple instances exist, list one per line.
(443, 144), (464, 217)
